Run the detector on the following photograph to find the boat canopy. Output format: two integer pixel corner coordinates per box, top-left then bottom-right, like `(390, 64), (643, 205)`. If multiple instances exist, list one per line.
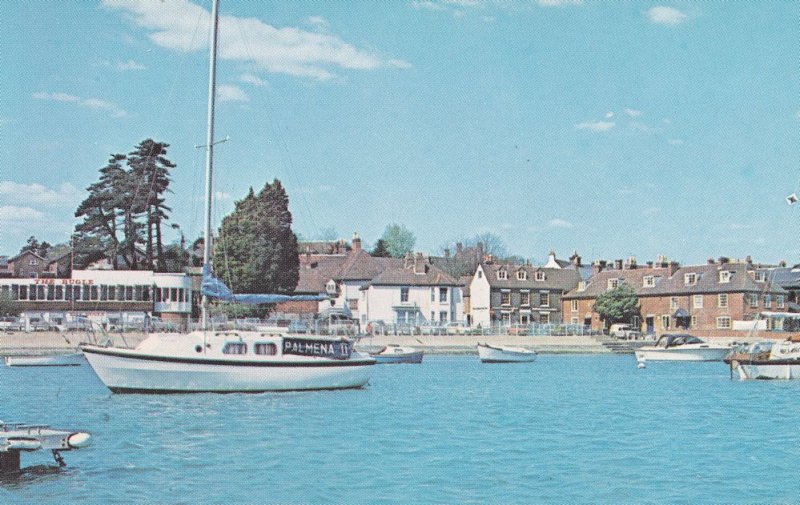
(655, 334), (705, 348)
(201, 264), (326, 304)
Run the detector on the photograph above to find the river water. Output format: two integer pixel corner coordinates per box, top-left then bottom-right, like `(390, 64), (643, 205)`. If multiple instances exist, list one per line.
(2, 354), (799, 504)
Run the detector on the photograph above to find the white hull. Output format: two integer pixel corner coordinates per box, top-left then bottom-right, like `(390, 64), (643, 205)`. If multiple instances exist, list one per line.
(4, 352), (85, 367)
(477, 344), (536, 363)
(733, 361), (800, 380)
(370, 346), (424, 364)
(81, 332), (375, 393)
(635, 346), (729, 362)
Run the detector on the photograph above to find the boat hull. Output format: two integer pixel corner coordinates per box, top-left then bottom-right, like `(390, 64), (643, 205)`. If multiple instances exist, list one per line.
(4, 352), (86, 367)
(371, 352), (424, 364)
(731, 359), (800, 380)
(477, 344), (536, 363)
(634, 347), (729, 362)
(81, 346), (375, 393)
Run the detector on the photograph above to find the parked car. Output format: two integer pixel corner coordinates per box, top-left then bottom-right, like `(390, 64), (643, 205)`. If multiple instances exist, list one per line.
(0, 317), (24, 332)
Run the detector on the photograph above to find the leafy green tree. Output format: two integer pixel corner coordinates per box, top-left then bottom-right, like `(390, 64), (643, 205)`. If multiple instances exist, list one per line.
(594, 284), (640, 327)
(370, 239), (390, 257)
(0, 292), (21, 317)
(214, 179), (300, 295)
(380, 223), (416, 258)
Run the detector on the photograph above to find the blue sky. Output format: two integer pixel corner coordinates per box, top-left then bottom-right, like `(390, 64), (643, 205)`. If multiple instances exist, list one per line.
(1, 1), (797, 266)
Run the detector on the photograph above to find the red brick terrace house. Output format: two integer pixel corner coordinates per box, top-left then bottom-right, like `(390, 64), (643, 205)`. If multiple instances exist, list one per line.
(6, 250), (71, 278)
(562, 256), (788, 338)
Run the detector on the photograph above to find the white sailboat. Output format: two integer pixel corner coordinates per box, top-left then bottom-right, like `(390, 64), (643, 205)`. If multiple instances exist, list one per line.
(81, 0), (375, 393)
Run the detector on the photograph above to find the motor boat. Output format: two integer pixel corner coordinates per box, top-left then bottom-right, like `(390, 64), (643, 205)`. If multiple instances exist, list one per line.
(634, 334), (731, 362)
(81, 332), (375, 393)
(4, 352), (86, 367)
(369, 345), (423, 364)
(477, 343), (536, 363)
(725, 337), (800, 380)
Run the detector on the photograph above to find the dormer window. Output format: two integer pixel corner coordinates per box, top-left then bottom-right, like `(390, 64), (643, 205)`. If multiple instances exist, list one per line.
(578, 281), (587, 291)
(643, 276), (655, 288)
(497, 270), (507, 280)
(325, 280), (337, 295)
(719, 271), (731, 284)
(607, 278), (620, 290)
(684, 273), (697, 286)
(517, 270), (527, 281)
(535, 271), (545, 282)
(755, 272), (766, 282)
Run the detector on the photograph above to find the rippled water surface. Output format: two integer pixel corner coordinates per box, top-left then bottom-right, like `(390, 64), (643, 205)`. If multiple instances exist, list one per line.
(2, 355), (800, 504)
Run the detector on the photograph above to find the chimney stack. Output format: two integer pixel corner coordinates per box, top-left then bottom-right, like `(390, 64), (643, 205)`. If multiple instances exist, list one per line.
(570, 250), (582, 267)
(614, 259), (623, 270)
(414, 252), (426, 274)
(668, 261), (680, 276)
(351, 232), (361, 252)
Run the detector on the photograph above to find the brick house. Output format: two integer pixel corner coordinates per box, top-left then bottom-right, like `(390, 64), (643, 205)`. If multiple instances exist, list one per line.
(469, 254), (582, 327)
(562, 257), (788, 337)
(6, 250), (71, 278)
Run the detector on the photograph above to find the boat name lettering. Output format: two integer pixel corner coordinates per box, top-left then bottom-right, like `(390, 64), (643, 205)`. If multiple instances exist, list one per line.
(283, 338), (352, 360)
(34, 279), (94, 285)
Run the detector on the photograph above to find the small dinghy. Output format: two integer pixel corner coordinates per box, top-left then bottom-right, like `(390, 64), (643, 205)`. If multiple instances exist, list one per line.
(477, 343), (536, 363)
(369, 345), (424, 364)
(4, 352), (86, 367)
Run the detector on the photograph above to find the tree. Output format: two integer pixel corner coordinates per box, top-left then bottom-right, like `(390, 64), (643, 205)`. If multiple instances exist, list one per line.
(0, 292), (21, 317)
(214, 180), (300, 296)
(19, 236), (51, 258)
(370, 239), (391, 257)
(593, 284), (640, 327)
(380, 223), (416, 258)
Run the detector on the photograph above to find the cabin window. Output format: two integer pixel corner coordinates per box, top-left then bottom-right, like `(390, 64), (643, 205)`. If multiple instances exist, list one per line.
(255, 343), (277, 356)
(716, 316), (731, 329)
(718, 293), (728, 308)
(222, 342), (248, 355)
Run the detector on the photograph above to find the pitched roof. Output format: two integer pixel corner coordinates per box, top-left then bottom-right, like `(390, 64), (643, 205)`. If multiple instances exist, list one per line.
(760, 266), (800, 289)
(480, 263), (581, 291)
(365, 262), (460, 287)
(335, 249), (402, 281)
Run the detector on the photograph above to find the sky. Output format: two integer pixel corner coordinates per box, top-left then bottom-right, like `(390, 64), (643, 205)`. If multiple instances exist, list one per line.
(1, 0), (798, 266)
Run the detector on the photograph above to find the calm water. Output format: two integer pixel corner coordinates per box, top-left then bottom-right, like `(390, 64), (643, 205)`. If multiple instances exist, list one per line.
(2, 355), (800, 504)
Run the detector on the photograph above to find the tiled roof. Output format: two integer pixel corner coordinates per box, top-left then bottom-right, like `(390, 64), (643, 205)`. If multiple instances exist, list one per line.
(481, 263), (581, 291)
(366, 262), (460, 287)
(295, 255), (347, 294)
(760, 267), (800, 289)
(336, 250), (403, 281)
(564, 262), (787, 299)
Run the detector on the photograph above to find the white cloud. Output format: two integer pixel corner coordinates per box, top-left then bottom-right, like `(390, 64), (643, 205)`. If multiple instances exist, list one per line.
(624, 108), (641, 117)
(32, 91), (127, 118)
(118, 59), (145, 71)
(0, 181), (82, 207)
(547, 218), (574, 229)
(0, 205), (46, 222)
(217, 84), (249, 102)
(605, 112), (614, 119)
(668, 138), (684, 146)
(646, 6), (687, 25)
(574, 120), (615, 132)
(239, 73), (267, 86)
(103, 0), (410, 81)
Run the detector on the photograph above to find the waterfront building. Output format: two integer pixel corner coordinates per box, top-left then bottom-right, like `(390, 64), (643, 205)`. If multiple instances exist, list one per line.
(0, 269), (192, 331)
(562, 256), (789, 337)
(469, 252), (582, 328)
(359, 253), (463, 326)
(5, 249), (71, 278)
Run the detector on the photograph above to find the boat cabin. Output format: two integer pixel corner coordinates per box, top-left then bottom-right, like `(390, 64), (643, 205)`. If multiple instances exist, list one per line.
(654, 334), (705, 348)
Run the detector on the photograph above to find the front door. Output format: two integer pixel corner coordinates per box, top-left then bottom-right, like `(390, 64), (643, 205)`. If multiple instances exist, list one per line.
(645, 316), (655, 335)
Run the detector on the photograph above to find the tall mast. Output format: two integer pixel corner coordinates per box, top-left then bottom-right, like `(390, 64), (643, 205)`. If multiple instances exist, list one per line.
(201, 0), (220, 331)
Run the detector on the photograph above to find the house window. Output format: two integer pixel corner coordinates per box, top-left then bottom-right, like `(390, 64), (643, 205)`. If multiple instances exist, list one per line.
(777, 295), (785, 308)
(693, 295), (703, 309)
(222, 342), (248, 355)
(348, 299), (358, 310)
(719, 271), (731, 283)
(539, 312), (550, 324)
(520, 314), (530, 325)
(684, 273), (697, 285)
(401, 287), (409, 302)
(439, 311), (448, 323)
(520, 291), (530, 306)
(439, 288), (447, 303)
(571, 317), (579, 325)
(755, 271), (766, 282)
(497, 270), (507, 280)
(540, 291), (550, 307)
(571, 300), (578, 312)
(749, 293), (758, 308)
(28, 259), (39, 266)
(501, 291), (511, 305)
(718, 293), (728, 308)
(643, 276), (655, 288)
(670, 297), (678, 310)
(661, 315), (671, 329)
(431, 288), (435, 302)
(255, 343), (277, 355)
(763, 295), (771, 308)
(517, 270), (527, 281)
(477, 271), (482, 279)
(578, 281), (587, 291)
(535, 271), (545, 282)
(691, 315), (697, 327)
(716, 316), (732, 329)
(607, 279), (619, 290)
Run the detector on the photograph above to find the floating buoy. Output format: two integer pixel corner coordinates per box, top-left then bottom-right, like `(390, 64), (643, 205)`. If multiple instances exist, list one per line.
(637, 361), (646, 369)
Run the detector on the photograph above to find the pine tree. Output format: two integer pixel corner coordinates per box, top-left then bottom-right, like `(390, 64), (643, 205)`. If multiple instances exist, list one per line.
(371, 239), (390, 257)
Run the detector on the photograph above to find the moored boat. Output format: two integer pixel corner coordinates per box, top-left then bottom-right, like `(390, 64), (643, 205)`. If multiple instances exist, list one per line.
(634, 334), (731, 362)
(4, 352), (86, 367)
(726, 337), (800, 380)
(477, 343), (536, 363)
(369, 345), (423, 364)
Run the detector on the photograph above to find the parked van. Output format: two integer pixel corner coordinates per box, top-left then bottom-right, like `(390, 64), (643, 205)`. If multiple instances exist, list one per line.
(609, 323), (641, 339)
